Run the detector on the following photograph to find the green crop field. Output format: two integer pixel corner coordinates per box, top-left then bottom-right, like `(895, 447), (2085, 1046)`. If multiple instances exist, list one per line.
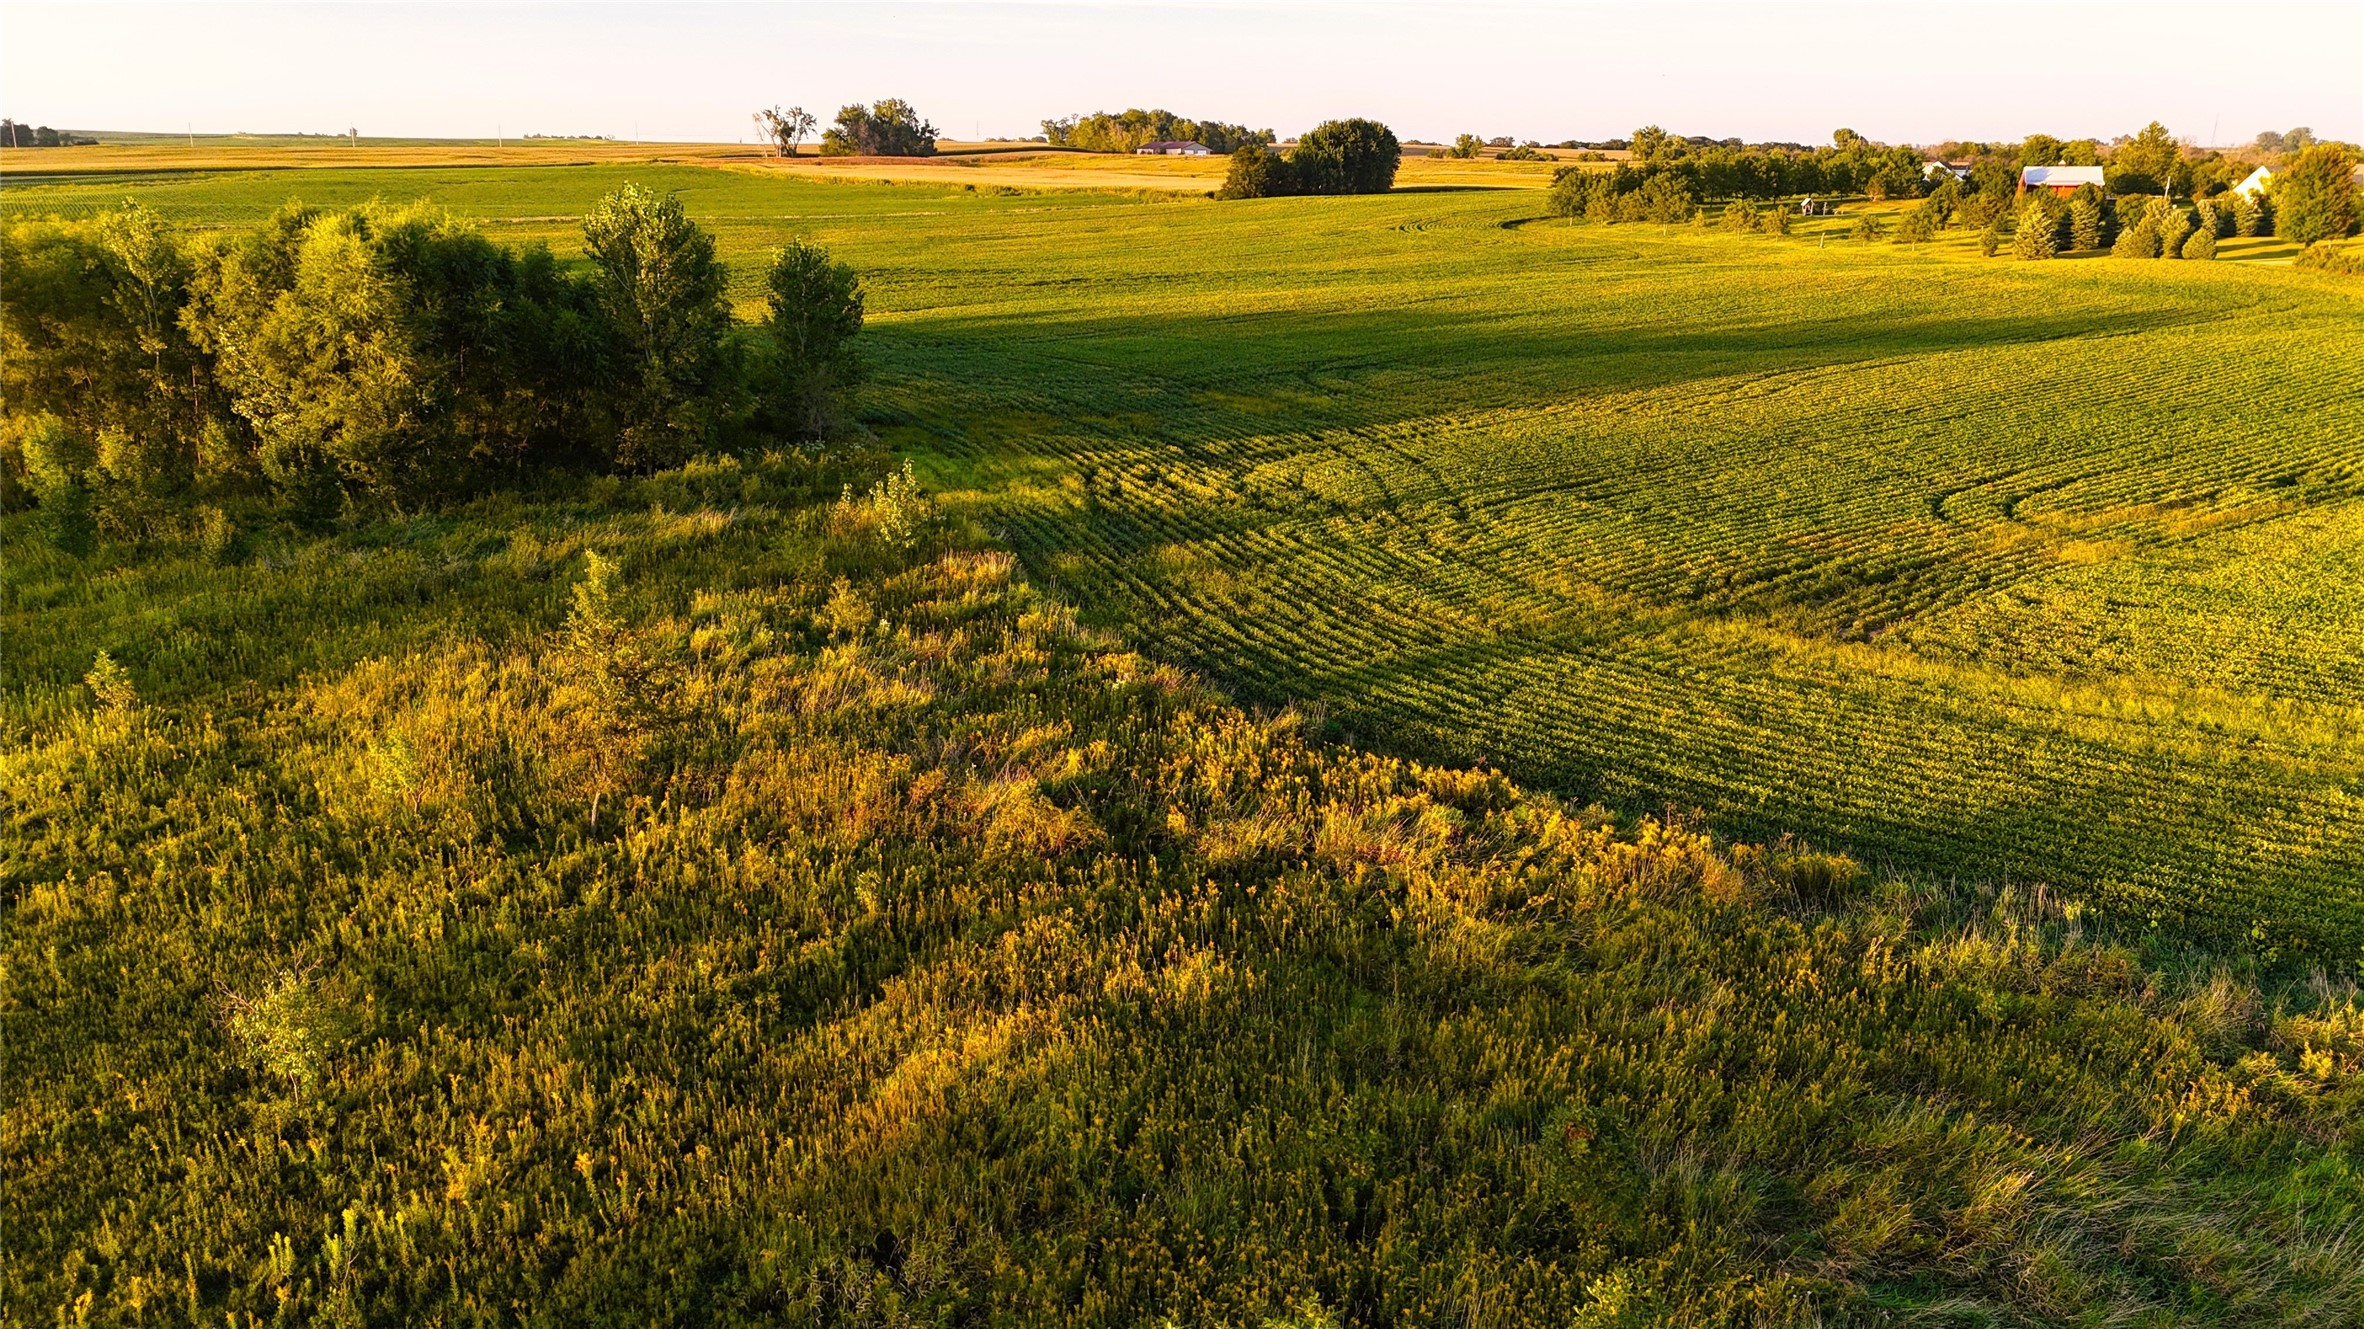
(5, 163), (2360, 956)
(7, 157), (2364, 1324)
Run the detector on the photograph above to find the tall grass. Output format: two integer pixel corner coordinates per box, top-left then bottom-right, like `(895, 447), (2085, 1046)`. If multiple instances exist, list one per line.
(5, 452), (2361, 1324)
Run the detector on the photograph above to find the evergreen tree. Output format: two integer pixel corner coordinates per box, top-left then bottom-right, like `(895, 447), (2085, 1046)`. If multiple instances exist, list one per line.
(2155, 205), (2192, 259)
(2231, 191), (2263, 237)
(2068, 195), (2104, 250)
(2012, 203), (2057, 259)
(2180, 225), (2217, 260)
(757, 241), (865, 438)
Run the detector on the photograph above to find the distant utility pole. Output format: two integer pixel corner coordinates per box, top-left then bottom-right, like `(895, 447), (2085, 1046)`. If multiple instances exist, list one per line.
(186, 121), (193, 148)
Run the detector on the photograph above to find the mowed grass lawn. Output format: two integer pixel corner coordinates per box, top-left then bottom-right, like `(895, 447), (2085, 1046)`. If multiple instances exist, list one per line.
(9, 162), (2361, 954)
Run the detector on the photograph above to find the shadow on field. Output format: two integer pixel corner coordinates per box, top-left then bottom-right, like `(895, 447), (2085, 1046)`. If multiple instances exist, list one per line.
(874, 299), (2197, 438)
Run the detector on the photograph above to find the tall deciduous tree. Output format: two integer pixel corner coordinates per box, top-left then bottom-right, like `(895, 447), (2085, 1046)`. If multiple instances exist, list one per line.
(2109, 121), (2180, 197)
(582, 185), (732, 470)
(754, 106), (816, 157)
(820, 99), (937, 157)
(2274, 144), (2358, 245)
(1287, 119), (1401, 195)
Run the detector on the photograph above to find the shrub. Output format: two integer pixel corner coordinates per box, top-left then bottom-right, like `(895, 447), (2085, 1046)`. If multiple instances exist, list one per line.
(1849, 212), (1885, 243)
(1720, 199), (1758, 232)
(2155, 205), (2192, 260)
(834, 457), (936, 549)
(821, 98), (937, 157)
(2294, 242), (2364, 275)
(1894, 209), (1936, 244)
(2274, 144), (2359, 245)
(1760, 207), (1792, 236)
(220, 963), (347, 1094)
(1978, 218), (2004, 256)
(2180, 225), (2217, 260)
(2113, 222), (2161, 259)
(1497, 145), (1546, 161)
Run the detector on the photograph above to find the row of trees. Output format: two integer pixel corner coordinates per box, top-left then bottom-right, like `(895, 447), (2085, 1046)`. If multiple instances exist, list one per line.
(1043, 109), (1273, 155)
(1, 120), (96, 148)
(1217, 119), (1402, 199)
(2, 188), (866, 534)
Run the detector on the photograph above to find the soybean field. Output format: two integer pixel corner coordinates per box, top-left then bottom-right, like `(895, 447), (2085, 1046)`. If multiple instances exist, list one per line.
(7, 161), (2360, 953)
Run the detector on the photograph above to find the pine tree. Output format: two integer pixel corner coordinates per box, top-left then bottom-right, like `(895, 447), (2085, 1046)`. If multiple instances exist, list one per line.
(2180, 226), (2217, 260)
(2231, 192), (2263, 237)
(2155, 206), (2192, 259)
(2012, 203), (2057, 259)
(2069, 196), (2104, 250)
(2113, 223), (2160, 258)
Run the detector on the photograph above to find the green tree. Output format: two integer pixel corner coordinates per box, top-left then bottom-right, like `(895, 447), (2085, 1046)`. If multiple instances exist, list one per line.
(18, 412), (96, 555)
(1446, 134), (1483, 159)
(753, 105), (816, 157)
(582, 185), (733, 470)
(2180, 225), (2217, 260)
(550, 551), (679, 832)
(1216, 142), (1291, 199)
(1288, 119), (1402, 195)
(2109, 121), (2179, 196)
(2012, 202), (2058, 259)
(820, 99), (937, 156)
(2068, 194), (2104, 250)
(2155, 204), (2192, 259)
(2020, 133), (2065, 166)
(2230, 191), (2264, 237)
(2273, 144), (2358, 245)
(757, 240), (865, 438)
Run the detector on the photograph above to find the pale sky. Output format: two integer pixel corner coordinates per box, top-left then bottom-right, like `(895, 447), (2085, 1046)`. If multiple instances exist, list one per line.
(5, 1), (2360, 148)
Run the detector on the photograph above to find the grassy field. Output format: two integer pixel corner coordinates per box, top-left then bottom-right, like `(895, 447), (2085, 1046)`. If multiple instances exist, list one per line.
(4, 159), (2358, 958)
(8, 150), (2364, 1325)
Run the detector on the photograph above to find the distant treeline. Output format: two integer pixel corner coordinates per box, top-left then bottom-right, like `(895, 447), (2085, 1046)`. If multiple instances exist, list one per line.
(1, 188), (866, 535)
(1042, 109), (1275, 154)
(1547, 123), (2360, 246)
(2, 120), (97, 148)
(1217, 120), (1402, 199)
